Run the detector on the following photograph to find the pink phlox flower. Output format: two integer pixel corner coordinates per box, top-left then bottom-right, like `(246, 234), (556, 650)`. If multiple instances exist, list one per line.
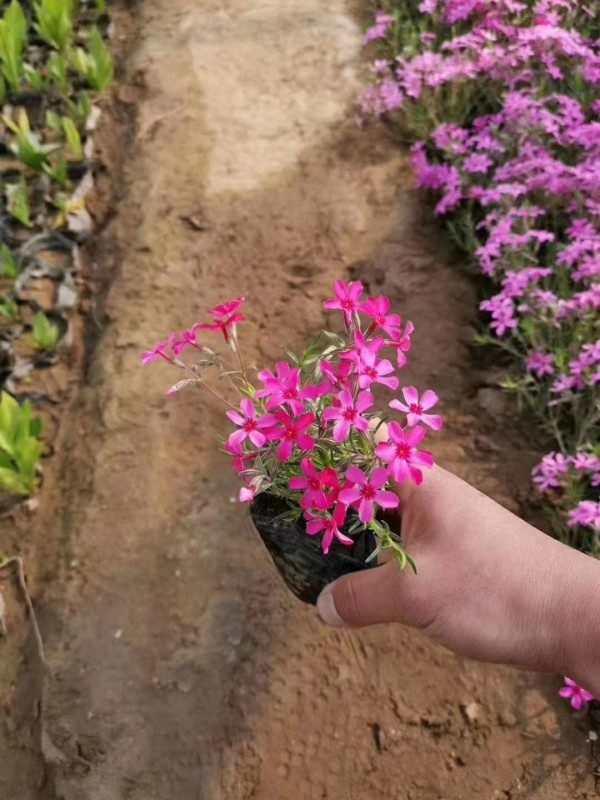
(141, 333), (177, 365)
(339, 465), (399, 523)
(289, 458), (340, 510)
(172, 327), (204, 356)
(390, 386), (443, 430)
(388, 321), (414, 367)
(375, 421), (434, 485)
(365, 11), (395, 43)
(571, 453), (600, 473)
(256, 361), (319, 414)
(323, 280), (364, 324)
(207, 297), (245, 319)
(526, 350), (555, 378)
(322, 388), (374, 442)
(559, 677), (595, 710)
(226, 398), (276, 450)
(198, 311), (244, 342)
(270, 411), (315, 461)
(239, 485), (256, 503)
(568, 500), (600, 531)
(304, 503), (353, 554)
(319, 359), (354, 392)
(347, 334), (398, 390)
(532, 451), (570, 491)
(359, 295), (403, 340)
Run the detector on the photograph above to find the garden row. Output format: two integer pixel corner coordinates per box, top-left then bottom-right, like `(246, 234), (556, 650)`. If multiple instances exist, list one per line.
(0, 0), (112, 496)
(362, 0), (599, 555)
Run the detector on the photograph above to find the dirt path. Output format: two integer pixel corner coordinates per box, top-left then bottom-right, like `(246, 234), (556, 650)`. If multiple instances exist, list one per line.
(3, 0), (595, 798)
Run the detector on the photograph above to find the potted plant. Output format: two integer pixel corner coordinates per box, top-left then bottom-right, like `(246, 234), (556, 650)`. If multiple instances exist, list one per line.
(142, 281), (443, 604)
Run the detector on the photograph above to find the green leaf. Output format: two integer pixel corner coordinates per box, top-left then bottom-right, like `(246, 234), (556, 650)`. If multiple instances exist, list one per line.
(62, 115), (83, 160)
(32, 311), (60, 351)
(0, 244), (18, 278)
(34, 0), (73, 51)
(6, 177), (32, 227)
(0, 467), (29, 494)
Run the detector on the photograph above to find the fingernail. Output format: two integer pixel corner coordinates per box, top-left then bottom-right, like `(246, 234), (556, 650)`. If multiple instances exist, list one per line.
(317, 585), (346, 628)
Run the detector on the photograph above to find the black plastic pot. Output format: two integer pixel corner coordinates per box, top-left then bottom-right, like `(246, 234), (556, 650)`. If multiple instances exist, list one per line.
(250, 493), (377, 605)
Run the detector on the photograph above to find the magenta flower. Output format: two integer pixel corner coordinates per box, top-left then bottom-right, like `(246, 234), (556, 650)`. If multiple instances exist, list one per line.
(172, 326), (204, 356)
(339, 465), (399, 523)
(388, 321), (414, 367)
(322, 389), (374, 442)
(271, 411), (315, 461)
(357, 346), (399, 391)
(141, 333), (177, 365)
(256, 362), (319, 415)
(226, 398), (276, 450)
(239, 486), (256, 503)
(323, 280), (364, 324)
(319, 359), (354, 392)
(198, 298), (245, 343)
(390, 387), (443, 430)
(359, 295), (402, 340)
(207, 297), (245, 319)
(305, 503), (353, 554)
(526, 350), (555, 378)
(559, 678), (595, 710)
(289, 458), (339, 510)
(375, 421), (433, 485)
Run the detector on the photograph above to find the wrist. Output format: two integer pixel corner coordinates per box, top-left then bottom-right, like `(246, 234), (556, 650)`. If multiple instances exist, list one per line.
(558, 547), (600, 696)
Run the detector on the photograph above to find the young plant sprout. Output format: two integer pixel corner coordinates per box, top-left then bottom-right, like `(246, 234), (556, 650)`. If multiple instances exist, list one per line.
(143, 281), (443, 570)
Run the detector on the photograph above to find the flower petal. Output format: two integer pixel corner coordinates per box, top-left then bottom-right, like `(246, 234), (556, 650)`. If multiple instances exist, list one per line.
(346, 465), (366, 485)
(402, 386), (419, 406)
(375, 489), (399, 509)
(420, 390), (439, 411)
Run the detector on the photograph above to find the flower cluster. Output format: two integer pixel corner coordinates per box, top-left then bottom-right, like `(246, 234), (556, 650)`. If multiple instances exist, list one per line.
(362, 0), (599, 549)
(142, 282), (443, 562)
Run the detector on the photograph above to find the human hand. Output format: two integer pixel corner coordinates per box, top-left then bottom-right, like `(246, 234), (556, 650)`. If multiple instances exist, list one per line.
(317, 464), (600, 696)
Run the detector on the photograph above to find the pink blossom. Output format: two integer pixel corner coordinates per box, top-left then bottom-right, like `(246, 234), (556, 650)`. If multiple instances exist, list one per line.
(322, 389), (374, 442)
(526, 350), (555, 377)
(172, 327), (204, 356)
(256, 362), (319, 415)
(375, 422), (434, 485)
(141, 333), (177, 365)
(356, 343), (399, 391)
(239, 486), (256, 503)
(568, 500), (600, 531)
(198, 311), (244, 343)
(319, 359), (354, 392)
(270, 411), (315, 461)
(226, 398), (276, 450)
(559, 677), (595, 710)
(323, 280), (364, 324)
(390, 387), (443, 430)
(207, 297), (245, 319)
(359, 295), (403, 339)
(339, 466), (399, 523)
(305, 504), (353, 554)
(289, 458), (339, 510)
(388, 321), (414, 367)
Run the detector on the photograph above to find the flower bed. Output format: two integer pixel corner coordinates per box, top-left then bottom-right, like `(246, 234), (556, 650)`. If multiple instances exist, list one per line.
(361, 0), (599, 556)
(0, 0), (113, 497)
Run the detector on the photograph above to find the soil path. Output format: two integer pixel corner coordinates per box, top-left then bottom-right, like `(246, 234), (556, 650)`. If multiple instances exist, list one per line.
(7, 0), (594, 798)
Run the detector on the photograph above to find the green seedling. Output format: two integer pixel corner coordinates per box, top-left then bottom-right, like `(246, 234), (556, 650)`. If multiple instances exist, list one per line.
(0, 391), (43, 495)
(44, 152), (68, 187)
(32, 311), (60, 351)
(62, 115), (83, 160)
(6, 177), (32, 227)
(70, 26), (113, 91)
(34, 0), (74, 51)
(0, 297), (19, 320)
(5, 108), (60, 171)
(47, 51), (68, 90)
(0, 244), (18, 279)
(0, 1), (27, 90)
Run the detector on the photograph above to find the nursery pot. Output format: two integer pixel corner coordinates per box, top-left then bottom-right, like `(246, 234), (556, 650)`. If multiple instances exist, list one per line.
(250, 493), (377, 606)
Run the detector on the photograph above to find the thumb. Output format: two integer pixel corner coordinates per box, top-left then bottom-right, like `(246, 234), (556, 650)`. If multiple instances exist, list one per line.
(317, 559), (430, 629)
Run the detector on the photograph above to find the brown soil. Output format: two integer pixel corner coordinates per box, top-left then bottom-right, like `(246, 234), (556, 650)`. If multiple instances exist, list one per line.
(0, 0), (596, 798)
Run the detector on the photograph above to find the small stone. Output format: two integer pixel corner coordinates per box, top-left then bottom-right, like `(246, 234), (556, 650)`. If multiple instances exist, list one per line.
(461, 701), (481, 726)
(114, 629), (122, 639)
